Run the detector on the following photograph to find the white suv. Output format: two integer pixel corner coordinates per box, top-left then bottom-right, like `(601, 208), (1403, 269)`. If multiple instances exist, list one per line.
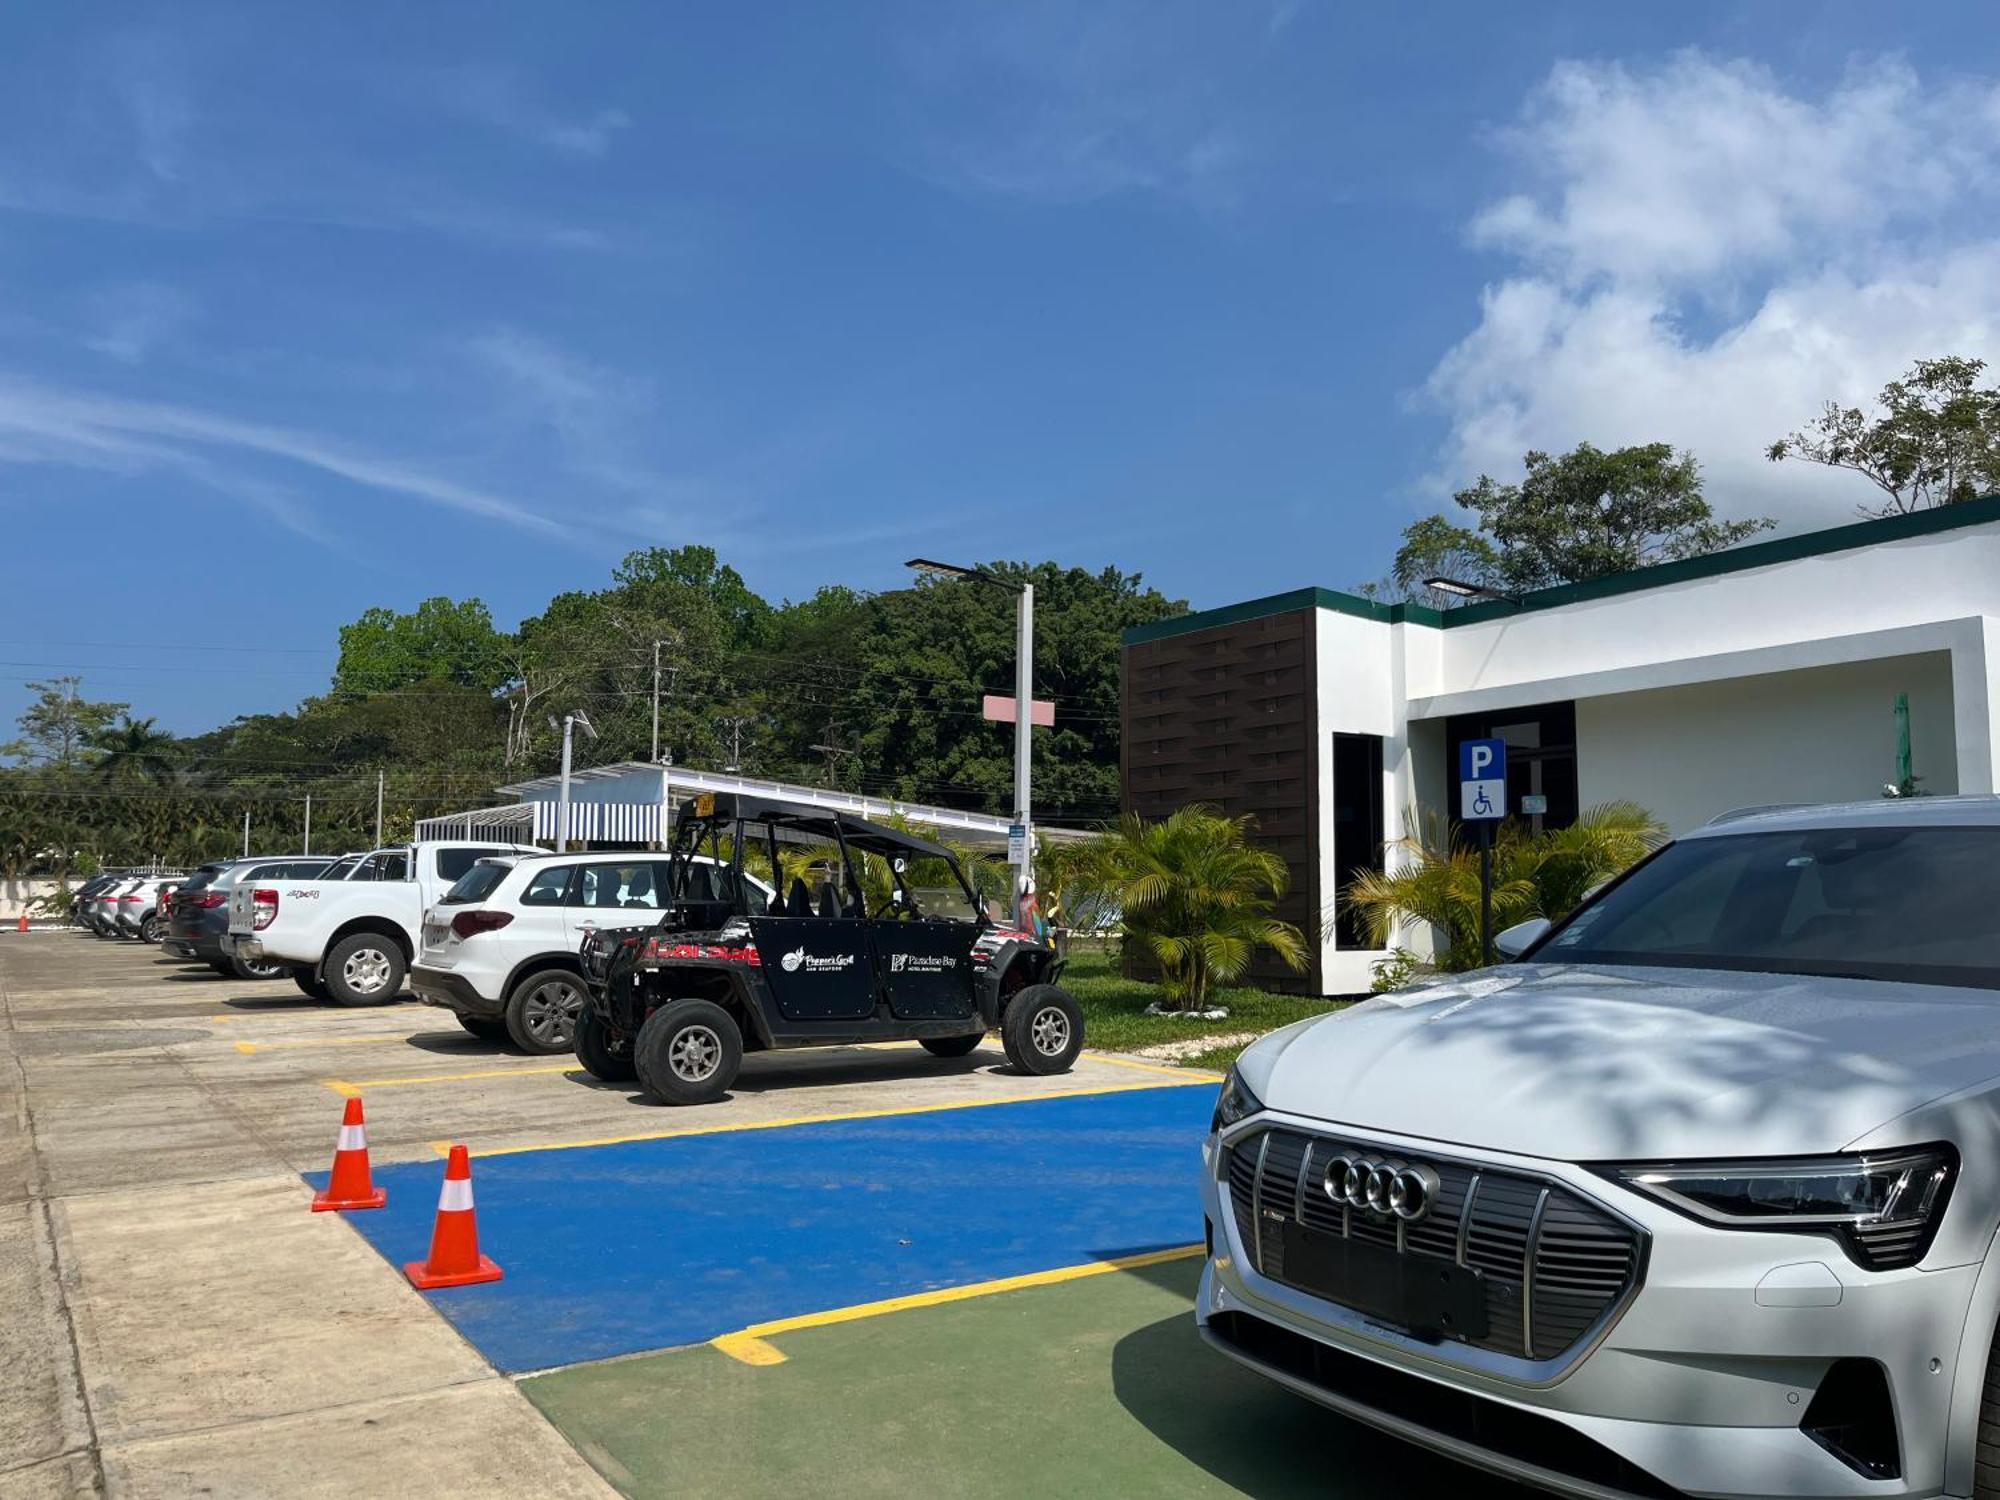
(411, 852), (771, 1053)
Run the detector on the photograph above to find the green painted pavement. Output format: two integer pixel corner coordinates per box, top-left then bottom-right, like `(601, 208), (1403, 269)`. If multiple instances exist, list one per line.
(522, 1256), (1527, 1498)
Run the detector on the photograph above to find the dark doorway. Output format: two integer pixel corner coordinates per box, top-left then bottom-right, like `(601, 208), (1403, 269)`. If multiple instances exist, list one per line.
(1445, 702), (1578, 837)
(1331, 733), (1385, 949)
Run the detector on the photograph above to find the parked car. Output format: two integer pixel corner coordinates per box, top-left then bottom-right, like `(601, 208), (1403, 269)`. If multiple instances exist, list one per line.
(113, 873), (182, 941)
(70, 875), (120, 934)
(226, 841), (539, 1004)
(576, 792), (1080, 1104)
(93, 876), (149, 938)
(167, 856), (335, 976)
(413, 852), (775, 1054)
(1198, 797), (2000, 1499)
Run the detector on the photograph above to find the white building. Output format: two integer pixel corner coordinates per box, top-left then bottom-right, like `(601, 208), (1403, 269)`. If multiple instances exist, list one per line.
(1122, 499), (2000, 995)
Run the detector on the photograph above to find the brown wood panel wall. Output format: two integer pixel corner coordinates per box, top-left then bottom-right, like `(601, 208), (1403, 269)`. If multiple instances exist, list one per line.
(1121, 608), (1321, 993)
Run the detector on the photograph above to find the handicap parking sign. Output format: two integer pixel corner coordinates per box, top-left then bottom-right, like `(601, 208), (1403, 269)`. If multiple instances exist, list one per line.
(1459, 738), (1506, 821)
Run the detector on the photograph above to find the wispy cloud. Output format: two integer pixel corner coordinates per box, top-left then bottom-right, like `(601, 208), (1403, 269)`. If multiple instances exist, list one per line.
(418, 62), (632, 157)
(82, 282), (199, 364)
(894, 2), (1265, 212)
(0, 374), (569, 539)
(467, 327), (662, 493)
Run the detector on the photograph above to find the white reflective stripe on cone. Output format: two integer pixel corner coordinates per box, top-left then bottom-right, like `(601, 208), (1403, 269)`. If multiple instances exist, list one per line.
(336, 1125), (367, 1152)
(438, 1177), (474, 1212)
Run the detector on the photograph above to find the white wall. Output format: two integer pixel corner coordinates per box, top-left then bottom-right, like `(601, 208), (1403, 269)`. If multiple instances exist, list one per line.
(1315, 611), (1401, 994)
(1574, 652), (1957, 834)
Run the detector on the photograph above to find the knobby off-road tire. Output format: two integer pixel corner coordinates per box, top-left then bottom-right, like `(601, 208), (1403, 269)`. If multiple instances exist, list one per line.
(573, 1006), (637, 1083)
(456, 1014), (510, 1043)
(505, 969), (587, 1055)
(1001, 984), (1084, 1076)
(322, 933), (406, 1007)
(919, 1033), (984, 1059)
(634, 999), (743, 1106)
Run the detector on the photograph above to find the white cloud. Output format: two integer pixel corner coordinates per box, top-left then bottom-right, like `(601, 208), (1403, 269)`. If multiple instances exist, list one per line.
(467, 327), (661, 494)
(1428, 54), (2000, 527)
(0, 374), (569, 539)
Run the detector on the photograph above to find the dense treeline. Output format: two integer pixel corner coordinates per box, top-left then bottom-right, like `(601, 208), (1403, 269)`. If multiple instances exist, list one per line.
(0, 547), (1185, 876)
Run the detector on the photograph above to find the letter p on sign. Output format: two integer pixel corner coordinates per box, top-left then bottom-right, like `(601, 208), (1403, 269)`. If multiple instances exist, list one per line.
(1459, 737), (1507, 821)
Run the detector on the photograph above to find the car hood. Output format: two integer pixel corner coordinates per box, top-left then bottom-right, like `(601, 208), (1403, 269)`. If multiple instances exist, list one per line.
(1247, 964), (2000, 1161)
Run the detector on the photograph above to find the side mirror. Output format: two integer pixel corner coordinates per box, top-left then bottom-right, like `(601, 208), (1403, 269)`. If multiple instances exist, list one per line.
(1493, 917), (1551, 961)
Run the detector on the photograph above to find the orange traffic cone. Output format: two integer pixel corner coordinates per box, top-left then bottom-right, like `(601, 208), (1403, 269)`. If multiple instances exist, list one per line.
(311, 1096), (387, 1212)
(404, 1144), (503, 1289)
(14, 913), (26, 933)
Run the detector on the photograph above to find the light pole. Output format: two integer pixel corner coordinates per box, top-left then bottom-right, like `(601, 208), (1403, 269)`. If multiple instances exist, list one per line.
(906, 559), (1035, 911)
(551, 711), (598, 852)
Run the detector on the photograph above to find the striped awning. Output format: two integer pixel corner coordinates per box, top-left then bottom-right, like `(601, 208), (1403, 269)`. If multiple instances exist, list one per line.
(414, 801), (661, 844)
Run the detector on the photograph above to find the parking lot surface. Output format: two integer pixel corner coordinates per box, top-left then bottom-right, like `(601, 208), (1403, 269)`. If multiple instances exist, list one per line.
(1, 933), (1520, 1497)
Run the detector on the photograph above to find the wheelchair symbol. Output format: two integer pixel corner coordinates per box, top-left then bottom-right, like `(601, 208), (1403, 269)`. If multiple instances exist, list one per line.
(1472, 788), (1495, 816)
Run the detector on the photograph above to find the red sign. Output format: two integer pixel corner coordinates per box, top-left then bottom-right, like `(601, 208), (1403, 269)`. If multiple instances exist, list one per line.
(982, 694), (1055, 727)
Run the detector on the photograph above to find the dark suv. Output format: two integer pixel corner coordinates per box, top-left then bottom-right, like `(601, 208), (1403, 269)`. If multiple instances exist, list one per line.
(166, 855), (335, 976)
(577, 792), (1082, 1104)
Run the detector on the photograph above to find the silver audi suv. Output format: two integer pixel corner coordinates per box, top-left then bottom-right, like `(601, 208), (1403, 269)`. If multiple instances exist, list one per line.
(1200, 797), (2000, 1498)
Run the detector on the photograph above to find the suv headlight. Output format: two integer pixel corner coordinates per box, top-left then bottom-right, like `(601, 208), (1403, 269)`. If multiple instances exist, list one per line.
(1211, 1065), (1263, 1133)
(1596, 1146), (1956, 1270)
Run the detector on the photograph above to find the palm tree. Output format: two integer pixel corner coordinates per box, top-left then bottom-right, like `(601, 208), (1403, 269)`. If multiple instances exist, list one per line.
(1344, 801), (1664, 987)
(90, 715), (177, 783)
(1089, 806), (1310, 1011)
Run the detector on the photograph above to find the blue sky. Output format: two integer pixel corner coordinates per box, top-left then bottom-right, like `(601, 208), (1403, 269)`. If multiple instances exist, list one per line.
(4, 2), (1999, 734)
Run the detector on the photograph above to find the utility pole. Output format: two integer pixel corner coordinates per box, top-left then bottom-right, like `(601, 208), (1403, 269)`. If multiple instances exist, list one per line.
(554, 711), (598, 853)
(242, 808), (250, 857)
(808, 721), (857, 788)
(718, 714), (749, 773)
(374, 769), (385, 847)
(303, 794), (312, 856)
(650, 639), (677, 763)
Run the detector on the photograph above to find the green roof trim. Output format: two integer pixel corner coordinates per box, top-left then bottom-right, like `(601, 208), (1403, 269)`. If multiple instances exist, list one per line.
(1123, 493), (2000, 648)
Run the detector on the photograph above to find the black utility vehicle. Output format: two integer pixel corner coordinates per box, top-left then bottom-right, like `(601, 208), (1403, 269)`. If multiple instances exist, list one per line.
(577, 792), (1083, 1104)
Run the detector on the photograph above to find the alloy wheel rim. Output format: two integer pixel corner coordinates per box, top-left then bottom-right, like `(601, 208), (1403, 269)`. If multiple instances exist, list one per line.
(343, 948), (391, 994)
(527, 981), (582, 1043)
(1030, 1005), (1070, 1056)
(668, 1024), (723, 1082)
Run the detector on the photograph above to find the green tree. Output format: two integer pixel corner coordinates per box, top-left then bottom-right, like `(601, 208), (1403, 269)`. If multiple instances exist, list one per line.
(90, 714), (178, 782)
(1392, 443), (1771, 601)
(1768, 355), (2000, 515)
(333, 597), (510, 696)
(1083, 806), (1310, 1012)
(1344, 802), (1664, 987)
(2, 677), (127, 771)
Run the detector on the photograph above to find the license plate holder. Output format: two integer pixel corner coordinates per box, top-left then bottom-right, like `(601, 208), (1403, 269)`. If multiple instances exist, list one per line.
(1276, 1221), (1489, 1342)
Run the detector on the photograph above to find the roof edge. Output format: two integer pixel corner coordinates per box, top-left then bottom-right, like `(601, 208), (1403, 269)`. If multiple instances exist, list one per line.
(1123, 493), (2000, 647)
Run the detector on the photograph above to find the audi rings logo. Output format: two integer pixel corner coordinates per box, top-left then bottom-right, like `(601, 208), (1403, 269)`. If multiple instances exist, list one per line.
(1322, 1155), (1440, 1222)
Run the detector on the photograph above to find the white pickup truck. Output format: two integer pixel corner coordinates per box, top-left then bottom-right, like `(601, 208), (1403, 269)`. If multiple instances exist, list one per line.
(225, 840), (539, 1004)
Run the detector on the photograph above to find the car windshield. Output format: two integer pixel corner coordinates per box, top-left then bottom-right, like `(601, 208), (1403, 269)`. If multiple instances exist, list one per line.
(1542, 824), (2000, 991)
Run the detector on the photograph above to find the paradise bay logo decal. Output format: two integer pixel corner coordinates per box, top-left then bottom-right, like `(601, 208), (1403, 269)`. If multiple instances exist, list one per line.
(889, 953), (957, 974)
(781, 946), (854, 974)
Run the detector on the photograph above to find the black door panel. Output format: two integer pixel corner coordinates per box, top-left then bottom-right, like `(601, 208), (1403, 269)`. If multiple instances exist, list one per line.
(871, 922), (977, 1020)
(750, 917), (877, 1021)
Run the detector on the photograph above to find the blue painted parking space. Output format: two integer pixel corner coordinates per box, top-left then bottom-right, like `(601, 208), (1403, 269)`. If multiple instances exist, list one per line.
(319, 1083), (1217, 1373)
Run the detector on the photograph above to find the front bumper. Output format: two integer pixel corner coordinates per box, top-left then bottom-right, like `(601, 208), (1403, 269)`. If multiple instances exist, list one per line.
(410, 965), (501, 1019)
(1198, 1116), (1982, 1498)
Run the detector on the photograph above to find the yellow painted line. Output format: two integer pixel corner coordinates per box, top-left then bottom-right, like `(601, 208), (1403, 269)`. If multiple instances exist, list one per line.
(1084, 1050), (1225, 1082)
(435, 1073), (1214, 1159)
(235, 1033), (411, 1054)
(711, 1244), (1205, 1366)
(322, 1063), (577, 1096)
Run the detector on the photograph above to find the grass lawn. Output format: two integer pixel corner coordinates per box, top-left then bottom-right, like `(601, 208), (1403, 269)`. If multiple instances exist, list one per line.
(1059, 946), (1352, 1069)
